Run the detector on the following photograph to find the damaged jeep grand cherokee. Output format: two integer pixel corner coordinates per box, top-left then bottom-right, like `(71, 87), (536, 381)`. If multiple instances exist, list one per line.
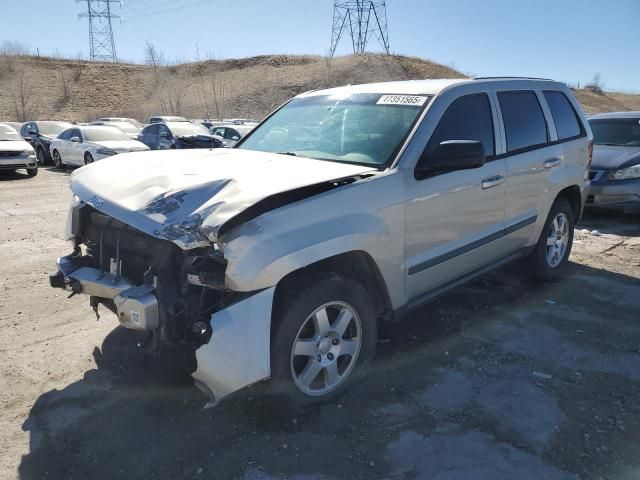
(50, 78), (591, 406)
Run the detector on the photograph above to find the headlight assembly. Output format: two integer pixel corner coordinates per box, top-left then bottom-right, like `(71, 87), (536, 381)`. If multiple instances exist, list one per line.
(609, 164), (640, 180)
(96, 148), (117, 156)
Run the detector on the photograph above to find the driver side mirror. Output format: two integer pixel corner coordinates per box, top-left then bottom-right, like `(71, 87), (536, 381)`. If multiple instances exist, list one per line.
(415, 140), (486, 179)
(28, 129), (37, 135)
(231, 136), (240, 141)
(70, 136), (81, 143)
(160, 132), (169, 138)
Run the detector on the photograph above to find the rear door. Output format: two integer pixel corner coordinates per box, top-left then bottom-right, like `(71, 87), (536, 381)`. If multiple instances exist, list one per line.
(494, 87), (565, 251)
(404, 90), (507, 299)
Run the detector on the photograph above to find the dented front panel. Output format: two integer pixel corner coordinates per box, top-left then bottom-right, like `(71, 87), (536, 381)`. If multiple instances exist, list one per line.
(192, 287), (275, 406)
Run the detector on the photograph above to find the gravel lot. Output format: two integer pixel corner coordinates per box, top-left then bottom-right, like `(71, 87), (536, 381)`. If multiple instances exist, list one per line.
(1, 167), (639, 480)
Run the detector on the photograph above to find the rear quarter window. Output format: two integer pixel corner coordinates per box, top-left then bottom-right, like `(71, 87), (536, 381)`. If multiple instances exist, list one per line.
(498, 91), (548, 153)
(543, 91), (583, 140)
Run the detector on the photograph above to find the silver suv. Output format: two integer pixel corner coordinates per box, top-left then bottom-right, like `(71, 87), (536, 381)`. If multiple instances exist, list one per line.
(50, 78), (592, 406)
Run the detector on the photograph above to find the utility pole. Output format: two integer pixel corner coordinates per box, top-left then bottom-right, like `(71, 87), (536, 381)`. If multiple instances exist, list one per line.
(78, 0), (120, 62)
(329, 1), (390, 57)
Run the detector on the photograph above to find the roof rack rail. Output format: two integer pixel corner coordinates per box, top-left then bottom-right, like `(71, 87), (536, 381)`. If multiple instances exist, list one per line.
(473, 76), (554, 81)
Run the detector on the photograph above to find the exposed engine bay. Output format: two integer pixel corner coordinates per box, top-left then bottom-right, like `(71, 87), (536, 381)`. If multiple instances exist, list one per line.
(51, 205), (252, 351)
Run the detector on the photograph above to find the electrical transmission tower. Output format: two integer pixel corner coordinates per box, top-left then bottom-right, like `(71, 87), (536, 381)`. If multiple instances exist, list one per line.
(329, 1), (390, 57)
(78, 0), (120, 62)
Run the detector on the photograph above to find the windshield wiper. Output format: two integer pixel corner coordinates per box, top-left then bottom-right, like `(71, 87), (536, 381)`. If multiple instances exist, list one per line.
(276, 151), (306, 157)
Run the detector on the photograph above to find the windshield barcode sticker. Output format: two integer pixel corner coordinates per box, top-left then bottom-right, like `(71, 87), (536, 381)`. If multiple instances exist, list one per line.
(377, 95), (428, 106)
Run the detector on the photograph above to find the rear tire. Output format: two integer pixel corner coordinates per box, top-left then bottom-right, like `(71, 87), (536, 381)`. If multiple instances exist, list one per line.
(270, 273), (377, 407)
(84, 152), (94, 165)
(524, 197), (574, 281)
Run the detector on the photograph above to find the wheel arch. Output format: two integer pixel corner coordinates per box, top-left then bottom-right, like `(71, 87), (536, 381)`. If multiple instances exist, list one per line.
(556, 185), (582, 222)
(272, 250), (393, 328)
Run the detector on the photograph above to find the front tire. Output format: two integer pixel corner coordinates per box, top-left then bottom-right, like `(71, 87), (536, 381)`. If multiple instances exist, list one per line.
(270, 273), (377, 406)
(52, 150), (63, 169)
(26, 167), (38, 177)
(84, 152), (94, 165)
(525, 197), (574, 281)
(36, 147), (46, 166)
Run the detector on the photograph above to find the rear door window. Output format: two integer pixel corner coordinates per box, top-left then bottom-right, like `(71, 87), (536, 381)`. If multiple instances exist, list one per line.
(543, 91), (583, 140)
(497, 91), (548, 152)
(428, 93), (495, 157)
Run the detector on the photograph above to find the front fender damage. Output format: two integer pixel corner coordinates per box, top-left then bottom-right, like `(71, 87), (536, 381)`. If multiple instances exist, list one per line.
(192, 286), (275, 407)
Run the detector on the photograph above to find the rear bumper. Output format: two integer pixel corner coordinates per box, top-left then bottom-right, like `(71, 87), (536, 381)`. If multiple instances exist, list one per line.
(49, 254), (159, 330)
(586, 178), (640, 212)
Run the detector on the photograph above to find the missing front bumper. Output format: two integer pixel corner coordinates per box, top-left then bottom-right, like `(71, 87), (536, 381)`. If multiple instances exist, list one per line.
(49, 254), (159, 330)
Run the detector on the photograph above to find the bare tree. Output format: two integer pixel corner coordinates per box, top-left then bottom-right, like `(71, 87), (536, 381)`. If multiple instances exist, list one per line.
(10, 65), (36, 121)
(145, 42), (164, 70)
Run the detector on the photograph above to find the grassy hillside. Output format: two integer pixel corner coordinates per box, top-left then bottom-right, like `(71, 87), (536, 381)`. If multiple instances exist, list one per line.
(0, 53), (637, 122)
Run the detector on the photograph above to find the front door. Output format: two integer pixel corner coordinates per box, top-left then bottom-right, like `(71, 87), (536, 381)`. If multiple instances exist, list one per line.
(404, 92), (507, 300)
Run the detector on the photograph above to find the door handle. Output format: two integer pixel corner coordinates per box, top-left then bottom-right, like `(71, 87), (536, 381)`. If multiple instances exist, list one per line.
(544, 158), (561, 169)
(482, 175), (504, 189)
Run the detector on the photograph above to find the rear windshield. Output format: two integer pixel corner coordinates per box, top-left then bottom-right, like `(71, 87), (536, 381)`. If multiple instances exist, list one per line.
(83, 127), (129, 141)
(0, 125), (21, 141)
(589, 118), (640, 147)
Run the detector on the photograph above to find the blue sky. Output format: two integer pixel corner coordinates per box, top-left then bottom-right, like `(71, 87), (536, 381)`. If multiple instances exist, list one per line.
(1, 0), (638, 92)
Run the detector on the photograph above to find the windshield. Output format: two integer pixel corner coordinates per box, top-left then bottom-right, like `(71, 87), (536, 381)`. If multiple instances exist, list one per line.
(238, 93), (430, 166)
(83, 127), (129, 142)
(38, 122), (70, 136)
(0, 125), (21, 141)
(589, 118), (640, 147)
(168, 122), (210, 136)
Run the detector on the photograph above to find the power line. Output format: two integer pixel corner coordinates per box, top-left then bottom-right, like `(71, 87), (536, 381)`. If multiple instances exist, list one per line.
(78, 0), (121, 62)
(330, 1), (390, 57)
(122, 0), (214, 18)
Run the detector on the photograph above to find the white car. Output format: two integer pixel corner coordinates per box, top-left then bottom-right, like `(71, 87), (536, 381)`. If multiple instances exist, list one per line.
(0, 123), (37, 177)
(90, 120), (142, 140)
(49, 125), (149, 168)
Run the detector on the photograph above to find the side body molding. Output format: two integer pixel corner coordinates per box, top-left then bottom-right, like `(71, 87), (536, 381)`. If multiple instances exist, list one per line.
(192, 286), (275, 407)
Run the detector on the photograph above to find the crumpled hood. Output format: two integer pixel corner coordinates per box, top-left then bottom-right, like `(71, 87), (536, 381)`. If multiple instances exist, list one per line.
(0, 140), (32, 152)
(591, 145), (640, 170)
(93, 139), (148, 152)
(70, 148), (374, 248)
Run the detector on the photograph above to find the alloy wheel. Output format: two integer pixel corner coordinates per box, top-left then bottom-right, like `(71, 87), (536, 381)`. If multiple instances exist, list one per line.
(546, 212), (569, 268)
(290, 301), (362, 396)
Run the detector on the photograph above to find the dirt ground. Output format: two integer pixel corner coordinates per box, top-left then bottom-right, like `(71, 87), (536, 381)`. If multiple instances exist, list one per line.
(1, 167), (639, 480)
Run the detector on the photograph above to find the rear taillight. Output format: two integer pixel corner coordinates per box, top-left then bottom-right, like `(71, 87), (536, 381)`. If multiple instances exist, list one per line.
(587, 140), (593, 170)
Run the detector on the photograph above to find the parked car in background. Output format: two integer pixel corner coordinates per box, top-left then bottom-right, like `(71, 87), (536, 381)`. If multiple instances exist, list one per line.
(20, 121), (73, 165)
(139, 121), (223, 150)
(0, 123), (37, 177)
(210, 123), (255, 147)
(98, 117), (144, 129)
(49, 125), (149, 168)
(50, 78), (590, 407)
(2, 121), (24, 134)
(224, 118), (259, 126)
(148, 115), (189, 124)
(90, 120), (142, 140)
(586, 112), (640, 213)
(193, 119), (221, 130)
